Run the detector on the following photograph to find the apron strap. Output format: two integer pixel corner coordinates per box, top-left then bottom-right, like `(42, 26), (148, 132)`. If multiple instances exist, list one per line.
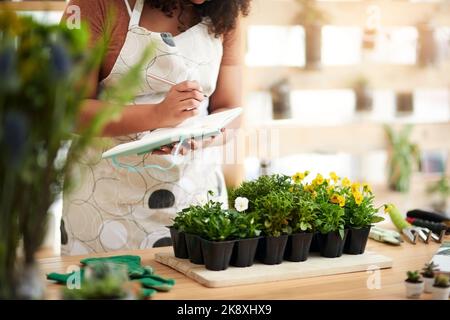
(129, 0), (145, 29)
(123, 0), (132, 17)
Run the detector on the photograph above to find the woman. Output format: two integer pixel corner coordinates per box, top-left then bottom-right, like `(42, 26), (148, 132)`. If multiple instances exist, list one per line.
(60, 0), (250, 255)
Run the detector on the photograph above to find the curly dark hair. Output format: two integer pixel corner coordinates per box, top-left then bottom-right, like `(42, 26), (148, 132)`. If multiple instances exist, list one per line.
(146, 0), (251, 36)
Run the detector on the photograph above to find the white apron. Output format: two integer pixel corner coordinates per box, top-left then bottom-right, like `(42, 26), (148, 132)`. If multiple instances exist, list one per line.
(61, 0), (226, 255)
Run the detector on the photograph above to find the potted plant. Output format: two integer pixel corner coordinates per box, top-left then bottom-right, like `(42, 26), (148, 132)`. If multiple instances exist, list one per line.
(0, 11), (152, 299)
(286, 172), (316, 262)
(177, 204), (208, 265)
(229, 197), (262, 267)
(169, 212), (189, 259)
(426, 175), (450, 213)
(254, 190), (293, 265)
(421, 262), (439, 293)
(343, 182), (384, 255)
(295, 0), (329, 70)
(405, 270), (424, 299)
(431, 274), (450, 300)
(385, 125), (420, 193)
(270, 78), (292, 120)
(417, 20), (438, 67)
(353, 75), (373, 113)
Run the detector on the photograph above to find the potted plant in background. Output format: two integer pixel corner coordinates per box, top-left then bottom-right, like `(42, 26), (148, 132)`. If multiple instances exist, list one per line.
(353, 75), (373, 113)
(431, 274), (450, 300)
(270, 78), (292, 120)
(286, 171), (316, 262)
(295, 0), (329, 70)
(426, 175), (450, 213)
(0, 11), (152, 299)
(230, 197), (262, 268)
(421, 262), (439, 293)
(405, 270), (424, 299)
(343, 182), (384, 255)
(395, 91), (414, 115)
(385, 125), (420, 193)
(416, 19), (438, 68)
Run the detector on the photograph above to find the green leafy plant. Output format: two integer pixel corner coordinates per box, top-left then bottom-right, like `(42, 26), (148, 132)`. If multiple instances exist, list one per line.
(427, 175), (450, 212)
(174, 199), (262, 241)
(254, 190), (294, 237)
(315, 202), (345, 238)
(421, 262), (439, 278)
(290, 187), (317, 233)
(433, 274), (450, 288)
(229, 174), (292, 213)
(405, 270), (422, 283)
(230, 211), (261, 239)
(385, 125), (420, 193)
(0, 11), (154, 298)
(342, 183), (384, 228)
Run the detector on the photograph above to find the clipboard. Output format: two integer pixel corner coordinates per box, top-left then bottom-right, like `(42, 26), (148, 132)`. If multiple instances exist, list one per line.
(102, 107), (242, 159)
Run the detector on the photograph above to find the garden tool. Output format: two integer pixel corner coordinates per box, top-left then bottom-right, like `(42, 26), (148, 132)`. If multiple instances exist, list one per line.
(384, 204), (438, 244)
(369, 226), (403, 245)
(406, 217), (447, 243)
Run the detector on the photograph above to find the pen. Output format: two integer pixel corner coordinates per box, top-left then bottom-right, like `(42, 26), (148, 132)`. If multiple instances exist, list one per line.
(148, 73), (208, 98)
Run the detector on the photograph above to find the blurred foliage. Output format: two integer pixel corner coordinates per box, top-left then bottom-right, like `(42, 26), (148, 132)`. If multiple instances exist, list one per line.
(0, 10), (154, 298)
(295, 0), (329, 25)
(385, 125), (420, 193)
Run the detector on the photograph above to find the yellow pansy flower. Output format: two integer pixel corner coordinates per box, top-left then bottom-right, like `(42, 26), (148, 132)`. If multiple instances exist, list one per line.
(314, 173), (324, 186)
(329, 172), (339, 183)
(363, 183), (372, 194)
(342, 177), (351, 187)
(292, 172), (305, 184)
(351, 182), (361, 193)
(330, 193), (340, 204)
(353, 191), (363, 206)
(338, 195), (346, 207)
(327, 185), (334, 194)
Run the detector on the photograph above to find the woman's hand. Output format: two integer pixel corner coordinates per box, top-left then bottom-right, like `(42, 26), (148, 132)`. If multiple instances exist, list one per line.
(151, 129), (226, 155)
(155, 80), (205, 127)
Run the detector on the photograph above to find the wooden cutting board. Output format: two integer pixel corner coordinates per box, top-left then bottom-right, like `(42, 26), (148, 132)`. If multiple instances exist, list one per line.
(155, 251), (393, 288)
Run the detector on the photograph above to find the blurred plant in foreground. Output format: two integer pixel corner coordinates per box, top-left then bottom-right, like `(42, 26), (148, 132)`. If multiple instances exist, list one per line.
(0, 10), (154, 299)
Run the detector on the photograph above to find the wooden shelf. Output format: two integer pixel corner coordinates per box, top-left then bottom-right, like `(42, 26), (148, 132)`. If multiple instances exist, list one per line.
(247, 0), (450, 27)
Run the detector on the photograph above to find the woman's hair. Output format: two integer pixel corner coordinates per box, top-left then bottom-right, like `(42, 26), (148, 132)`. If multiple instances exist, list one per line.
(146, 0), (251, 36)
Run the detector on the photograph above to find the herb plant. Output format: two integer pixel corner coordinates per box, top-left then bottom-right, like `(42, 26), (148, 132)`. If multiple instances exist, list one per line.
(254, 190), (294, 237)
(405, 270), (422, 283)
(421, 262), (439, 278)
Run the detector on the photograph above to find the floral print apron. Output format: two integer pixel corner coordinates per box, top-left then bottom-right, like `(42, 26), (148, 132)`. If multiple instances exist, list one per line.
(61, 0), (226, 255)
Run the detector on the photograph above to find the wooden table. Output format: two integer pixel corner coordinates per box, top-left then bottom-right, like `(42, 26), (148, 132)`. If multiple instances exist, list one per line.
(40, 235), (447, 300)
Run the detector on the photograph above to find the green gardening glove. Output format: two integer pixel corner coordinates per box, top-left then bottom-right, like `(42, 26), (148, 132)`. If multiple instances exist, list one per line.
(135, 274), (176, 292)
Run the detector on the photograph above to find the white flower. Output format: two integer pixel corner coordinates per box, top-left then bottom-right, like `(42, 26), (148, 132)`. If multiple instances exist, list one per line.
(195, 194), (208, 206)
(234, 197), (249, 212)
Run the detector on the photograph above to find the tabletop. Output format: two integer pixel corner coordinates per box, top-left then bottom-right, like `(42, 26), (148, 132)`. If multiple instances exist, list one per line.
(39, 235), (447, 300)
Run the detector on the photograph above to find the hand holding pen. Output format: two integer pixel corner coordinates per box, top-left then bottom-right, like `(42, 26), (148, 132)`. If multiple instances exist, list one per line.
(151, 78), (206, 128)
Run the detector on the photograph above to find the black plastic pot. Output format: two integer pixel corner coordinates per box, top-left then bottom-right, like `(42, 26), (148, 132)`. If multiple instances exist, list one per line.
(309, 232), (320, 252)
(200, 238), (235, 271)
(168, 227), (189, 259)
(184, 233), (204, 264)
(256, 235), (288, 265)
(284, 232), (313, 262)
(344, 226), (371, 255)
(317, 230), (349, 258)
(230, 237), (260, 267)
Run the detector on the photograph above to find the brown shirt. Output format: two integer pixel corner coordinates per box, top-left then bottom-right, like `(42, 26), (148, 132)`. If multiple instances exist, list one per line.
(63, 0), (241, 82)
